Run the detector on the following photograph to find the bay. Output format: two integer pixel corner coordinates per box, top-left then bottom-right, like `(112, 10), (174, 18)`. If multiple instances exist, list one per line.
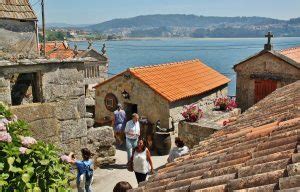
(70, 37), (300, 96)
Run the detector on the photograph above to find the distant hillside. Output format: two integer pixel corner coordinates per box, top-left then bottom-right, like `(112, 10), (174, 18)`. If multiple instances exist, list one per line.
(86, 14), (300, 38)
(44, 23), (89, 29)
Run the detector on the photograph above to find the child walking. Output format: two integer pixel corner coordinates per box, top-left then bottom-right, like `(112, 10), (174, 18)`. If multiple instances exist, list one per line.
(68, 148), (94, 192)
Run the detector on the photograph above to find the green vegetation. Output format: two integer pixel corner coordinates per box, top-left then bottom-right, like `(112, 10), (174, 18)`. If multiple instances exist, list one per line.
(39, 30), (66, 42)
(0, 102), (74, 191)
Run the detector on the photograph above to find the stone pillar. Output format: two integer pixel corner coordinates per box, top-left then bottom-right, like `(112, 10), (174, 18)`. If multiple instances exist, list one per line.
(0, 77), (11, 105)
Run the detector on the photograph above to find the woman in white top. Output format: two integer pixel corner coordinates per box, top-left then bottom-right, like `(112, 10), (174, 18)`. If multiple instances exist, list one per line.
(167, 137), (189, 163)
(130, 139), (154, 183)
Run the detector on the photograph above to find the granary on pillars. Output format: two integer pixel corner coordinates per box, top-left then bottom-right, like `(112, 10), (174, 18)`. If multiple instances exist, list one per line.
(0, 0), (38, 58)
(234, 32), (300, 111)
(41, 41), (109, 87)
(40, 41), (109, 116)
(0, 58), (92, 153)
(94, 59), (230, 128)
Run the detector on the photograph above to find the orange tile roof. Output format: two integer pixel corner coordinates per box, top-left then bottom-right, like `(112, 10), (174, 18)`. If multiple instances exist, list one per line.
(129, 81), (300, 192)
(280, 46), (300, 63)
(95, 59), (229, 102)
(39, 42), (76, 59)
(47, 49), (76, 60)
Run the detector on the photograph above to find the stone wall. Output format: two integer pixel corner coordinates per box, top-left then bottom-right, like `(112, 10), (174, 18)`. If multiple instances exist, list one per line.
(169, 85), (228, 122)
(95, 74), (170, 128)
(178, 121), (217, 148)
(95, 75), (228, 128)
(8, 65), (88, 153)
(178, 108), (240, 148)
(235, 52), (300, 111)
(0, 19), (38, 58)
(87, 127), (116, 165)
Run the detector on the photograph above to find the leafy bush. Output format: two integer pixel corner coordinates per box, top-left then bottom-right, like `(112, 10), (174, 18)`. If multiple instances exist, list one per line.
(181, 104), (203, 122)
(0, 102), (74, 191)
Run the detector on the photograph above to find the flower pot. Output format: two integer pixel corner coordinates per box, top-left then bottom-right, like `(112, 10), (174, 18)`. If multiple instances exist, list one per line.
(219, 104), (227, 111)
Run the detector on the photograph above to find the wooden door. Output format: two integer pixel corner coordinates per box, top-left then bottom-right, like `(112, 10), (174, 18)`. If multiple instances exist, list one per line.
(255, 79), (277, 103)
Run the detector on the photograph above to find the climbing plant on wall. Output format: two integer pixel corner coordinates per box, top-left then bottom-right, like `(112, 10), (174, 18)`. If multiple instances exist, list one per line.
(0, 102), (75, 191)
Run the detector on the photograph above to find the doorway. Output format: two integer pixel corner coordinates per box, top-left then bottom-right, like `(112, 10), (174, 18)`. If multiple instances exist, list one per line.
(255, 79), (277, 103)
(124, 103), (138, 121)
(11, 72), (42, 106)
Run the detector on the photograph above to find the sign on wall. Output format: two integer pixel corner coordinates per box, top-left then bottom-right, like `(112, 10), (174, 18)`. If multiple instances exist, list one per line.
(104, 93), (118, 112)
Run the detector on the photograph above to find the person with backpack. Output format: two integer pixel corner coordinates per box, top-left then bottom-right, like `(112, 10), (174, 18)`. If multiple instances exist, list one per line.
(68, 148), (94, 192)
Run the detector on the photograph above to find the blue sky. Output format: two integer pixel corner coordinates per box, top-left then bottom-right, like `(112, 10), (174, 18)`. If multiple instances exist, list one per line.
(30, 0), (300, 24)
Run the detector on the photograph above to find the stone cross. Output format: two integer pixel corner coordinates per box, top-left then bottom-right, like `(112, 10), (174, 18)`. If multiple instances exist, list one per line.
(265, 32), (273, 45)
(264, 32), (274, 51)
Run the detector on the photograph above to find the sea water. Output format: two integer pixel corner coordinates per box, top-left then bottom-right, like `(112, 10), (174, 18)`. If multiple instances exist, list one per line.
(70, 37), (300, 96)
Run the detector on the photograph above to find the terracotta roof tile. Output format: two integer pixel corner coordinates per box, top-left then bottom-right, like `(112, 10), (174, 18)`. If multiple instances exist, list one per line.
(135, 81), (300, 191)
(280, 47), (300, 63)
(95, 59), (230, 102)
(39, 42), (76, 60)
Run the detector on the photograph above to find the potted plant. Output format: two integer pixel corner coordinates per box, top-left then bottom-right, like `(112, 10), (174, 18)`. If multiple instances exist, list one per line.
(181, 104), (203, 122)
(214, 97), (237, 111)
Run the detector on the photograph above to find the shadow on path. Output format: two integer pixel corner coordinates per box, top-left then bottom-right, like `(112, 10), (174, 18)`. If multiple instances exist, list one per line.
(101, 164), (127, 170)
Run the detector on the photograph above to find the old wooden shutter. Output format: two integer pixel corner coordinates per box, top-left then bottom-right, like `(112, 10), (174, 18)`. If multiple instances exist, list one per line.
(255, 79), (277, 103)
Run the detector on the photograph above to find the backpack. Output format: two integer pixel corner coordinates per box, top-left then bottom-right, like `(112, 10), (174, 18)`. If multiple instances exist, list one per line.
(82, 161), (93, 181)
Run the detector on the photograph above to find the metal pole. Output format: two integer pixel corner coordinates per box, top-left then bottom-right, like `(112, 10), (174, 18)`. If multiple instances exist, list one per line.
(41, 0), (46, 56)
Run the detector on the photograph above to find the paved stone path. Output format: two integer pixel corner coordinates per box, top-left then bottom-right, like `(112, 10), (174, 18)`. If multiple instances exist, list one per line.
(90, 146), (169, 192)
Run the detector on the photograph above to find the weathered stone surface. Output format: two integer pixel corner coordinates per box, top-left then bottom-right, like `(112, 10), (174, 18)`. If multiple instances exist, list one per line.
(292, 153), (300, 163)
(287, 163), (300, 176)
(86, 118), (95, 128)
(60, 119), (87, 142)
(29, 118), (60, 142)
(54, 96), (85, 120)
(85, 112), (93, 118)
(87, 126), (115, 164)
(88, 126), (115, 146)
(11, 103), (56, 123)
(178, 121), (218, 148)
(96, 157), (116, 165)
(85, 97), (95, 107)
(42, 68), (85, 102)
(279, 175), (300, 189)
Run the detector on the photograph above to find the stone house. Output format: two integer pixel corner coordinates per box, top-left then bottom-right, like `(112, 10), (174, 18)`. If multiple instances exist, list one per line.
(94, 59), (230, 128)
(234, 34), (300, 111)
(0, 0), (38, 58)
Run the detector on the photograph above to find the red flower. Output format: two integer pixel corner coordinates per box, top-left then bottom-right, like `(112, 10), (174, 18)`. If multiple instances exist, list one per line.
(181, 104), (203, 122)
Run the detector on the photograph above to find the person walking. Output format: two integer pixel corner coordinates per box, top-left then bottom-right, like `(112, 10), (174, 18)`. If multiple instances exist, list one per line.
(112, 103), (126, 145)
(125, 113), (140, 161)
(167, 137), (189, 163)
(68, 148), (94, 192)
(130, 139), (154, 184)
